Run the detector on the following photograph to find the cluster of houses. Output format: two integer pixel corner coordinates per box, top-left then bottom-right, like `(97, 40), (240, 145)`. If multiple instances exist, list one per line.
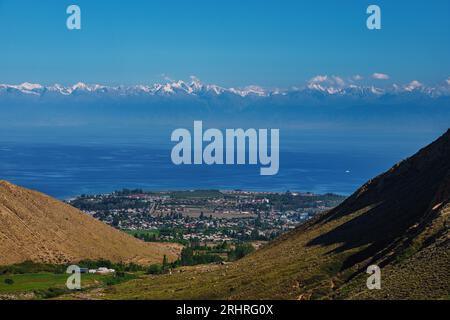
(78, 267), (116, 275)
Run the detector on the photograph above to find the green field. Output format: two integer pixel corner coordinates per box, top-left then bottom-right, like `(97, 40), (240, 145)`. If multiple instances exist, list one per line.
(0, 273), (104, 294)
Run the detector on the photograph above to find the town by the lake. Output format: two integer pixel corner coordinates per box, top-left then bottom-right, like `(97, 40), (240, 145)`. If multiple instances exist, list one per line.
(67, 189), (345, 246)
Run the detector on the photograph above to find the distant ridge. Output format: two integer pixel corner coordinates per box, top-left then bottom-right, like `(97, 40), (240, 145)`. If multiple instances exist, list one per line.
(2, 78), (448, 134)
(0, 181), (181, 266)
(93, 129), (450, 300)
(1, 77), (450, 98)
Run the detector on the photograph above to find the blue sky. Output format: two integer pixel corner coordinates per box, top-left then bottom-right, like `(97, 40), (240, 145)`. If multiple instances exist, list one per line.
(0, 0), (449, 87)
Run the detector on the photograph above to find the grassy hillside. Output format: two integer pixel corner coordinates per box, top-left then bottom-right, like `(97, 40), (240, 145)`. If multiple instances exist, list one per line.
(0, 181), (181, 266)
(79, 129), (450, 300)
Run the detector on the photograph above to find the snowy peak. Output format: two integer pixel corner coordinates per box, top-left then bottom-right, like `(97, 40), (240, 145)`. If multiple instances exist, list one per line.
(18, 82), (43, 91)
(0, 76), (449, 99)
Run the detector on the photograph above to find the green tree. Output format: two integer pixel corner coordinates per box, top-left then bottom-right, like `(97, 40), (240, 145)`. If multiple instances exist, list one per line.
(162, 255), (169, 271)
(180, 247), (195, 266)
(147, 264), (163, 275)
(112, 216), (120, 227)
(229, 243), (255, 261)
(250, 229), (259, 240)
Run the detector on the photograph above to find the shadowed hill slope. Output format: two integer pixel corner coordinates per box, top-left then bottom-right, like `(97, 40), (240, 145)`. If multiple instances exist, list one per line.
(90, 130), (449, 300)
(0, 181), (181, 266)
(308, 128), (450, 270)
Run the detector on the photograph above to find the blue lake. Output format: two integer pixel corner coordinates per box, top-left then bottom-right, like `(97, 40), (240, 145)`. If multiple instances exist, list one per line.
(0, 136), (427, 199)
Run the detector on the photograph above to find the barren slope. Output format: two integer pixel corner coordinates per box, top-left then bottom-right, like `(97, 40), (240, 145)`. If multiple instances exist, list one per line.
(0, 181), (181, 266)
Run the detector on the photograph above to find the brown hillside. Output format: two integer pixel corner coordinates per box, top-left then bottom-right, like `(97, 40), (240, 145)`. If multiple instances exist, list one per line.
(90, 129), (449, 300)
(0, 181), (181, 266)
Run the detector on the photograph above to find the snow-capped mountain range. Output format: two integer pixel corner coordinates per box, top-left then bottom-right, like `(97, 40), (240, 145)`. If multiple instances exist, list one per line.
(1, 76), (449, 99)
